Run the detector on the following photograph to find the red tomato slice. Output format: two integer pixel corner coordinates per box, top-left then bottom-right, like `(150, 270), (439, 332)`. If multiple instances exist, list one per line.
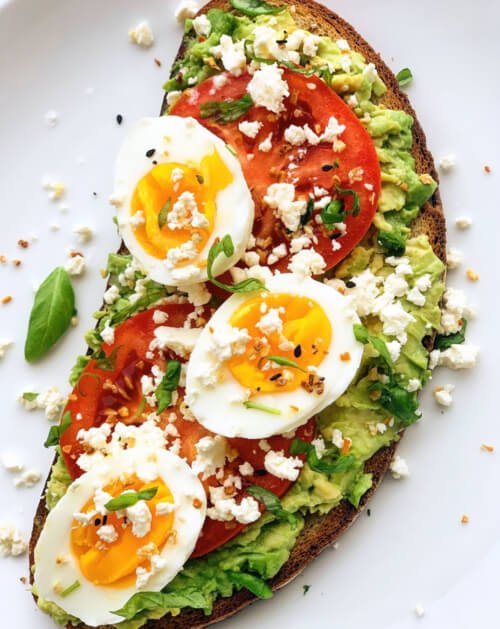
(60, 306), (316, 558)
(172, 68), (381, 272)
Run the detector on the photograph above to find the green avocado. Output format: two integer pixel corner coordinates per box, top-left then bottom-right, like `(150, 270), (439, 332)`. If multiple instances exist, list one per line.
(39, 8), (445, 628)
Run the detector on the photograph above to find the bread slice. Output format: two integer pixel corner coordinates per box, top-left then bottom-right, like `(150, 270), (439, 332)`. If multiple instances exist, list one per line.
(29, 1), (446, 627)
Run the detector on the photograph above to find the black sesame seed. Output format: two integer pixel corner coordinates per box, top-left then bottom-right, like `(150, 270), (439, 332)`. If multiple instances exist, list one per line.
(255, 469), (267, 476)
(102, 515), (108, 525)
(196, 174), (205, 184)
(345, 280), (356, 288)
(294, 344), (302, 358)
(256, 386), (261, 392)
(152, 160), (158, 165)
(94, 518), (101, 526)
(145, 148), (156, 158)
(270, 372), (282, 382)
(322, 164), (334, 172)
(367, 509), (371, 517)
(116, 114), (123, 125)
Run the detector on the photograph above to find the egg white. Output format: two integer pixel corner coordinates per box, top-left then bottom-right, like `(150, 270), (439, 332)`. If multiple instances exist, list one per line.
(34, 448), (206, 627)
(185, 273), (363, 439)
(112, 115), (254, 287)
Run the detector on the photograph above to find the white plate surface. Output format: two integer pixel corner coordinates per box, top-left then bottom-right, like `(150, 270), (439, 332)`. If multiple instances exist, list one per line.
(0, 1), (499, 627)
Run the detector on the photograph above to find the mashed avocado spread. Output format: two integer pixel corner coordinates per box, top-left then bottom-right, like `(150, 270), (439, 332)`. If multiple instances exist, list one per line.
(40, 5), (444, 627)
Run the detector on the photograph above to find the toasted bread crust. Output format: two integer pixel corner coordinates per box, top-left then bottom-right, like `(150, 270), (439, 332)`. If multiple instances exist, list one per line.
(29, 2), (446, 627)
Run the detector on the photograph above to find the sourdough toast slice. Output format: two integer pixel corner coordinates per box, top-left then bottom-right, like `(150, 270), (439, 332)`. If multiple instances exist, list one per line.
(29, 1), (446, 627)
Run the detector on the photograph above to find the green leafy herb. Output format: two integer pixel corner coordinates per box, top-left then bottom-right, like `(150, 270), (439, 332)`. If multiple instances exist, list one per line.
(22, 392), (38, 402)
(336, 187), (360, 216)
(24, 267), (75, 362)
(227, 571), (273, 599)
(155, 360), (181, 413)
(104, 487), (158, 512)
(93, 345), (121, 372)
(207, 235), (266, 293)
(290, 439), (357, 475)
(258, 355), (306, 372)
(244, 401), (281, 415)
(230, 0), (284, 17)
(300, 199), (314, 225)
(303, 584), (311, 595)
(321, 187), (361, 228)
(44, 411), (72, 448)
(112, 590), (209, 619)
(158, 199), (171, 230)
(225, 143), (237, 157)
(247, 485), (297, 528)
(435, 319), (467, 350)
(353, 323), (394, 370)
(396, 68), (413, 87)
(371, 381), (419, 426)
(60, 580), (81, 598)
(200, 94), (254, 123)
(378, 227), (406, 257)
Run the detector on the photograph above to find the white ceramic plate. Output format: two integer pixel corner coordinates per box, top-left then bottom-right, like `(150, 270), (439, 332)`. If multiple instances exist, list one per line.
(0, 1), (498, 627)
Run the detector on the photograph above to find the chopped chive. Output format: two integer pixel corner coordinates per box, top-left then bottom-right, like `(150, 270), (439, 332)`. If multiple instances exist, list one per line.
(243, 401), (281, 415)
(259, 355), (306, 372)
(60, 580), (81, 598)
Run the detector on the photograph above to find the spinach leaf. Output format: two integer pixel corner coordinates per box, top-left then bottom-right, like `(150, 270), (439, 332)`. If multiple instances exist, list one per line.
(396, 68), (413, 87)
(44, 411), (72, 448)
(435, 319), (467, 350)
(370, 381), (419, 426)
(230, 0), (284, 17)
(290, 439), (357, 475)
(247, 485), (297, 528)
(24, 267), (75, 362)
(378, 227), (406, 257)
(227, 571), (273, 599)
(104, 487), (158, 512)
(200, 94), (254, 123)
(155, 360), (181, 413)
(353, 323), (394, 370)
(112, 590), (209, 619)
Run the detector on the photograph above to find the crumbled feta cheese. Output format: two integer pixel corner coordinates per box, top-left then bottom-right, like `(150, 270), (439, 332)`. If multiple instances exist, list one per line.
(192, 435), (233, 479)
(41, 176), (65, 201)
(126, 501), (152, 538)
(438, 344), (479, 370)
(285, 29), (320, 57)
(331, 428), (344, 449)
(44, 110), (59, 127)
(18, 386), (65, 421)
(183, 282), (211, 307)
(103, 285), (120, 306)
(97, 524), (118, 544)
(256, 307), (284, 336)
(290, 235), (312, 253)
(288, 249), (326, 278)
(441, 287), (475, 334)
(168, 191), (209, 230)
(129, 21), (155, 48)
(151, 325), (200, 359)
(166, 90), (182, 108)
(406, 287), (426, 307)
(406, 378), (421, 392)
(434, 384), (455, 407)
(414, 274), (432, 293)
(0, 340), (12, 360)
(0, 524), (27, 557)
(207, 489), (260, 524)
(238, 120), (263, 139)
(312, 436), (326, 459)
(246, 63), (289, 113)
(414, 604), (425, 618)
(152, 310), (169, 324)
(1, 453), (23, 473)
(238, 461), (254, 476)
(321, 116), (346, 150)
(362, 62), (378, 83)
(156, 501), (175, 516)
(264, 450), (303, 481)
(243, 251), (260, 267)
(284, 124), (320, 146)
(446, 247), (463, 269)
(390, 455), (409, 479)
(100, 321), (115, 346)
(211, 35), (246, 76)
(439, 154), (455, 172)
(264, 183), (307, 232)
(65, 253), (86, 276)
(14, 469), (41, 488)
(174, 0), (198, 22)
(212, 74), (228, 89)
(379, 302), (415, 344)
(73, 224), (94, 243)
(136, 554), (168, 589)
(258, 132), (273, 152)
(252, 25), (285, 60)
(192, 14), (211, 37)
(258, 439), (271, 452)
(455, 216), (472, 230)
(386, 340), (402, 363)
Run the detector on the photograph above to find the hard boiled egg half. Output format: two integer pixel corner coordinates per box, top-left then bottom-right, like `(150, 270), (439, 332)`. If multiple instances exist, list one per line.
(112, 116), (254, 286)
(185, 273), (363, 438)
(34, 449), (206, 627)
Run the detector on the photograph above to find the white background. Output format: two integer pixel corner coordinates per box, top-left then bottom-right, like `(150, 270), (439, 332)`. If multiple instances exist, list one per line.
(0, 1), (499, 627)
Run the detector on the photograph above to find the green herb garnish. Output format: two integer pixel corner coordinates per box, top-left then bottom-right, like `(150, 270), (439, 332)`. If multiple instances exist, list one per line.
(227, 571), (273, 599)
(112, 591), (209, 619)
(258, 355), (306, 372)
(22, 392), (38, 402)
(321, 187), (360, 228)
(44, 411), (72, 448)
(60, 580), (81, 598)
(24, 267), (75, 362)
(230, 0), (284, 17)
(244, 401), (282, 415)
(353, 323), (394, 369)
(378, 227), (406, 257)
(200, 94), (254, 123)
(303, 584), (311, 595)
(93, 345), (121, 372)
(104, 487), (158, 512)
(300, 199), (314, 226)
(158, 198), (171, 230)
(435, 319), (467, 350)
(396, 68), (413, 87)
(155, 360), (181, 414)
(290, 438), (357, 475)
(247, 485), (297, 528)
(207, 235), (266, 293)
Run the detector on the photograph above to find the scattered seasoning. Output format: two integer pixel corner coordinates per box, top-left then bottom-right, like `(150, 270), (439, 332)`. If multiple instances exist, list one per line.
(145, 148), (156, 158)
(345, 280), (356, 288)
(116, 114), (123, 125)
(484, 165), (492, 173)
(0, 255), (6, 264)
(12, 259), (22, 267)
(294, 344), (302, 358)
(196, 174), (205, 184)
(1, 295), (13, 305)
(367, 508), (371, 517)
(269, 372), (283, 381)
(94, 518), (101, 527)
(480, 444), (495, 452)
(102, 515), (108, 525)
(466, 269), (480, 281)
(92, 191), (98, 197)
(193, 497), (203, 509)
(340, 352), (351, 362)
(255, 469), (267, 476)
(154, 58), (162, 67)
(17, 239), (29, 249)
(20, 576), (27, 585)
(302, 584), (311, 595)
(461, 514), (469, 524)
(322, 164), (334, 172)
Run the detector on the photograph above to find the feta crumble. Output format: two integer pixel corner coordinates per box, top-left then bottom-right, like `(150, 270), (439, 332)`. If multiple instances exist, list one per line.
(246, 63), (289, 114)
(264, 450), (303, 481)
(129, 21), (155, 48)
(434, 384), (455, 407)
(390, 455), (409, 479)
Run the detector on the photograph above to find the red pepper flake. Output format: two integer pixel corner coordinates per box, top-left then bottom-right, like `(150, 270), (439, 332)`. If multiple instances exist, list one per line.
(154, 58), (162, 67)
(12, 259), (22, 267)
(17, 239), (29, 249)
(0, 255), (6, 264)
(340, 352), (351, 362)
(461, 514), (469, 524)
(1, 295), (12, 305)
(484, 165), (492, 173)
(193, 497), (203, 509)
(480, 444), (495, 453)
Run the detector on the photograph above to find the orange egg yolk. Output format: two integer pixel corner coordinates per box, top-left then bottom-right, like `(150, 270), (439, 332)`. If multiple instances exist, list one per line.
(227, 293), (332, 394)
(130, 150), (233, 261)
(70, 476), (174, 588)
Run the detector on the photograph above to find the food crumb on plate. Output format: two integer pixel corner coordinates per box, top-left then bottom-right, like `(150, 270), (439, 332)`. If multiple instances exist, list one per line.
(414, 603), (425, 618)
(480, 443), (495, 453)
(128, 21), (155, 49)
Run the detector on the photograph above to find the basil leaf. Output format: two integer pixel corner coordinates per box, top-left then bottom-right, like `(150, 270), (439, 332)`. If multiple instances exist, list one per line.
(230, 0), (284, 17)
(259, 355), (306, 372)
(200, 94), (254, 123)
(207, 235), (266, 293)
(247, 485), (297, 528)
(24, 267), (75, 362)
(378, 227), (406, 257)
(22, 392), (38, 402)
(396, 67), (413, 87)
(158, 198), (171, 230)
(104, 486), (158, 512)
(371, 381), (419, 426)
(435, 319), (467, 350)
(336, 186), (360, 216)
(44, 411), (72, 448)
(155, 360), (181, 413)
(243, 401), (281, 415)
(112, 590), (209, 619)
(290, 438), (357, 475)
(321, 199), (345, 226)
(93, 345), (121, 372)
(300, 199), (314, 225)
(353, 324), (394, 370)
(60, 580), (81, 598)
(227, 571), (273, 599)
